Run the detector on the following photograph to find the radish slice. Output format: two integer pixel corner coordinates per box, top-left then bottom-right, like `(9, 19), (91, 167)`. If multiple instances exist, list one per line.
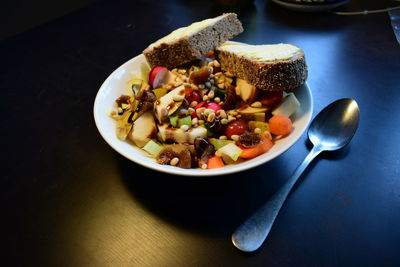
(148, 66), (175, 89)
(207, 102), (222, 111)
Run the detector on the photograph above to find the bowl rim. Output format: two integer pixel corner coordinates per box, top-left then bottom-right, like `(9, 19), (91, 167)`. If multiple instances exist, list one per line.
(93, 54), (313, 177)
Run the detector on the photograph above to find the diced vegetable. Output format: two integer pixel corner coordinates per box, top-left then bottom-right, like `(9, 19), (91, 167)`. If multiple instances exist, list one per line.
(272, 93), (300, 117)
(249, 121), (270, 133)
(178, 116), (192, 127)
(217, 143), (243, 161)
(207, 156), (225, 169)
(143, 140), (164, 157)
(240, 136), (273, 159)
(169, 116), (178, 127)
(268, 115), (292, 136)
(213, 87), (226, 99)
(153, 88), (168, 99)
(209, 138), (234, 150)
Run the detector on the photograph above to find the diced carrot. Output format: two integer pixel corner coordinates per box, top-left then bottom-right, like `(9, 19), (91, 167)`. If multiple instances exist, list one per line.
(268, 115), (292, 136)
(240, 136), (273, 159)
(207, 156), (225, 169)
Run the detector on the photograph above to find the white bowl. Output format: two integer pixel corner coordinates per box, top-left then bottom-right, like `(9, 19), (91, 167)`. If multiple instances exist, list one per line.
(93, 54), (313, 176)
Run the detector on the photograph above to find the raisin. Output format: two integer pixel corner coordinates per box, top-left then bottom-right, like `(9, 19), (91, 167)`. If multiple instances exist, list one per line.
(238, 132), (262, 148)
(116, 95), (131, 105)
(157, 148), (176, 165)
(199, 144), (215, 167)
(189, 66), (212, 85)
(178, 150), (192, 169)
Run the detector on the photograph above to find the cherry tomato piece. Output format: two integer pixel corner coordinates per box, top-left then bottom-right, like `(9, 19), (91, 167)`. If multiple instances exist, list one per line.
(185, 88), (200, 103)
(260, 91), (283, 106)
(191, 112), (199, 119)
(225, 120), (249, 139)
(195, 101), (207, 110)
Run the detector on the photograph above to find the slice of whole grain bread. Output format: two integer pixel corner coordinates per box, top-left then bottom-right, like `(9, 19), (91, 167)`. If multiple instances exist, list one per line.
(143, 13), (243, 69)
(215, 42), (307, 91)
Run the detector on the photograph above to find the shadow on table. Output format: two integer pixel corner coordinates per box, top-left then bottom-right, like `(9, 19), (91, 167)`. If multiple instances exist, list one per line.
(117, 156), (290, 237)
(117, 137), (353, 237)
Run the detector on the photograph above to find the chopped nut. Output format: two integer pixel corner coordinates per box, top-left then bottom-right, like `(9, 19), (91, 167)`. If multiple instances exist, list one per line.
(231, 135), (239, 141)
(197, 107), (206, 114)
(219, 135), (227, 140)
(219, 101), (224, 106)
(188, 107), (195, 114)
(180, 125), (189, 131)
(199, 84), (205, 89)
(254, 128), (262, 134)
(228, 115), (236, 122)
(190, 101), (198, 107)
(201, 163), (208, 169)
(217, 83), (224, 89)
(221, 118), (228, 125)
(251, 101), (262, 108)
(207, 113), (215, 122)
(203, 95), (209, 101)
(207, 90), (215, 99)
(173, 95), (184, 102)
(170, 157), (179, 166)
(213, 60), (220, 67)
(218, 110), (227, 119)
(191, 84), (199, 90)
(173, 81), (182, 87)
(214, 97), (221, 103)
(177, 69), (186, 74)
(204, 108), (214, 117)
(192, 118), (199, 125)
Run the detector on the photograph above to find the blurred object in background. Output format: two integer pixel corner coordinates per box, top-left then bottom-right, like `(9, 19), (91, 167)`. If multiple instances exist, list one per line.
(389, 8), (400, 43)
(271, 0), (350, 12)
(215, 0), (255, 9)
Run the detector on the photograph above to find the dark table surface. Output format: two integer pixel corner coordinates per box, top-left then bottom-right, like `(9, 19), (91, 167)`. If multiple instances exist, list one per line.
(2, 0), (400, 266)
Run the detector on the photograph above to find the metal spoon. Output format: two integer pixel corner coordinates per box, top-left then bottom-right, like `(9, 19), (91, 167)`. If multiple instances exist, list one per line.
(232, 98), (360, 252)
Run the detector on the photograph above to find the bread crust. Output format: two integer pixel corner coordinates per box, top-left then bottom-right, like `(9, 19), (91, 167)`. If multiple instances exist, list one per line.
(215, 47), (308, 91)
(143, 13), (243, 69)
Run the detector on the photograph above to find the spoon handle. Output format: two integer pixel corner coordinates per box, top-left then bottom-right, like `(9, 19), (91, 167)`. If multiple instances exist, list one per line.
(232, 145), (323, 252)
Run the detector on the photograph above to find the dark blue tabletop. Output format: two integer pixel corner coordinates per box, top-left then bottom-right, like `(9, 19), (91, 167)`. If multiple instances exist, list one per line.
(1, 0), (400, 266)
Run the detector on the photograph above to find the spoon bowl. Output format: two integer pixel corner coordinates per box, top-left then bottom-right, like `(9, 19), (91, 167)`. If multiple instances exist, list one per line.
(308, 98), (359, 151)
(232, 98), (360, 252)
